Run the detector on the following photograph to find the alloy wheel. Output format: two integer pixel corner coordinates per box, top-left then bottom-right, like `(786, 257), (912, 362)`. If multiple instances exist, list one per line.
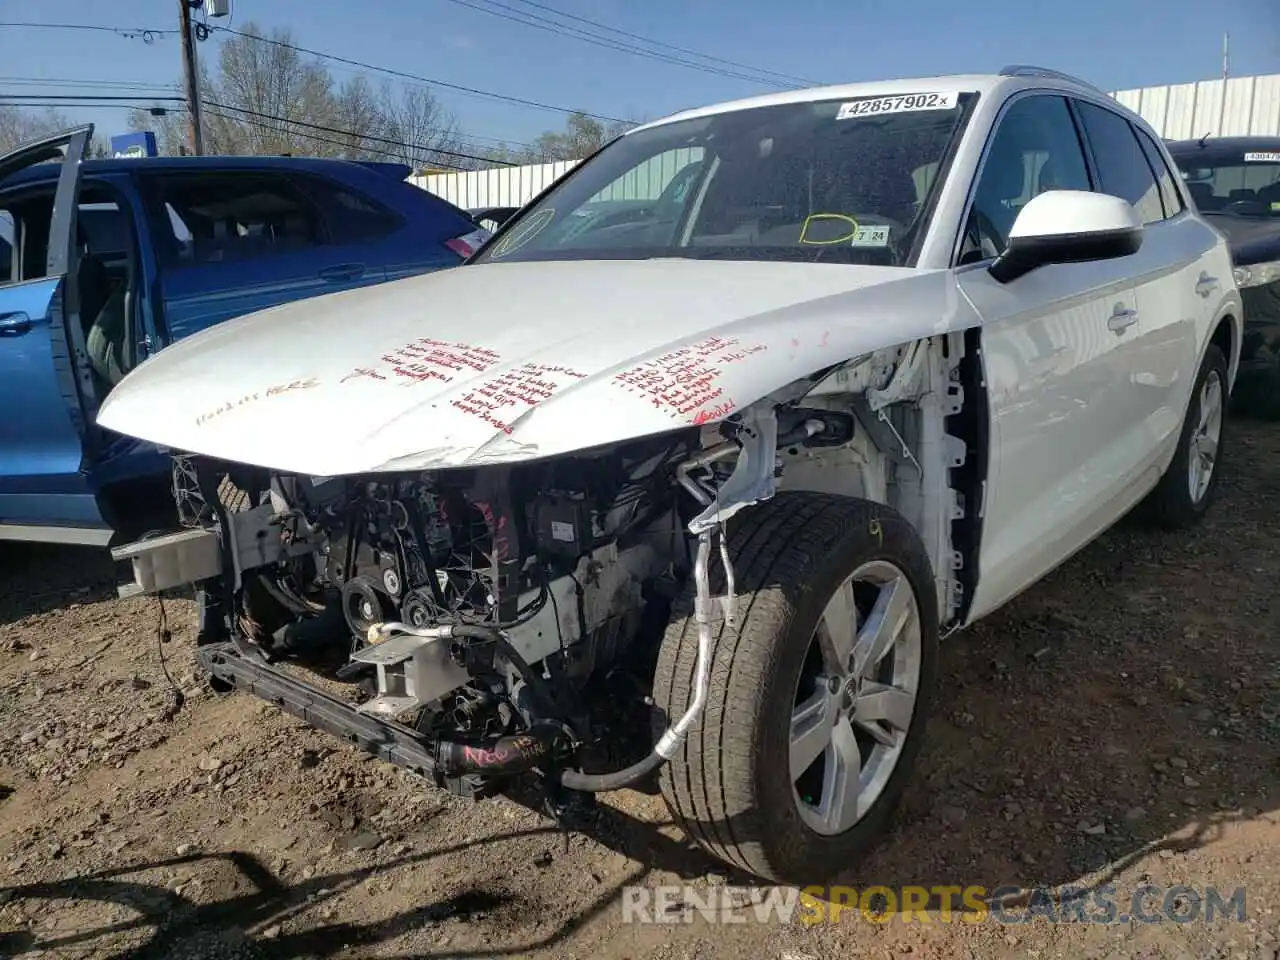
(790, 559), (923, 836)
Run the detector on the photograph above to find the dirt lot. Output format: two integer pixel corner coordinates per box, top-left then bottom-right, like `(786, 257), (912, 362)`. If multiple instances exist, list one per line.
(1, 421), (1278, 960)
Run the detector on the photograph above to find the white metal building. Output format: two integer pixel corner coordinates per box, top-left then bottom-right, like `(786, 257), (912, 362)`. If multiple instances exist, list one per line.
(1113, 73), (1280, 140)
(414, 73), (1280, 211)
(414, 159), (581, 211)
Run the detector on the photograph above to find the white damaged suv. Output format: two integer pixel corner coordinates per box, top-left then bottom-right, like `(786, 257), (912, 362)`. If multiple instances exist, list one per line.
(100, 66), (1240, 885)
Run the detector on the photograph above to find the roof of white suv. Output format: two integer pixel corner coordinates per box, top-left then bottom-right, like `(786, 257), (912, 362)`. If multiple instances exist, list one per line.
(627, 70), (1106, 135)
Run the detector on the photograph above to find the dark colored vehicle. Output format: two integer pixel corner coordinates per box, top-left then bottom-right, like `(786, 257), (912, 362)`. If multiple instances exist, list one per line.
(1166, 136), (1280, 415)
(467, 206), (520, 232)
(0, 125), (489, 547)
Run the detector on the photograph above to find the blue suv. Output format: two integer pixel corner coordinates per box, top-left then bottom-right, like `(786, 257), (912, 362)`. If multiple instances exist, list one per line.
(0, 125), (488, 547)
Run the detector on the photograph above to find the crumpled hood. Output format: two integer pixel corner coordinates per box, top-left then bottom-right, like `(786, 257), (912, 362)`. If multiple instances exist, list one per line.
(96, 258), (966, 476)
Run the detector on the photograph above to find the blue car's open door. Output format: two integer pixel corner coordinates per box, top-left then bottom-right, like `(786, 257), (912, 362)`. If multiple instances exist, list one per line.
(0, 125), (108, 545)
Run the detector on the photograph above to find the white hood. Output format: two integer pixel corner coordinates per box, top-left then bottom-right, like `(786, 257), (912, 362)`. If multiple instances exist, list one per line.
(96, 258), (970, 476)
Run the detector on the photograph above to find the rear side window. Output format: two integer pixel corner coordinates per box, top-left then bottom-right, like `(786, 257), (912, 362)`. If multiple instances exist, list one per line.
(1074, 101), (1165, 224)
(1133, 126), (1184, 218)
(146, 172), (327, 268)
(294, 175), (405, 244)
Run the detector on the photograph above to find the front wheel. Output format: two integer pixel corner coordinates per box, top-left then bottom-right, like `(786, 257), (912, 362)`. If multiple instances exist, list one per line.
(652, 492), (939, 885)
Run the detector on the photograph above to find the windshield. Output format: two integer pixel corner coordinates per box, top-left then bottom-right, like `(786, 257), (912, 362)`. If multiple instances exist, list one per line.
(1172, 149), (1280, 219)
(474, 92), (977, 267)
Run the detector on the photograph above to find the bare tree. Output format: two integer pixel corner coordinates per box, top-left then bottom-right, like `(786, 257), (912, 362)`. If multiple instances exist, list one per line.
(211, 22), (336, 155)
(126, 20), (467, 168)
(329, 74), (386, 159)
(0, 105), (72, 154)
(376, 81), (464, 169)
(514, 111), (633, 164)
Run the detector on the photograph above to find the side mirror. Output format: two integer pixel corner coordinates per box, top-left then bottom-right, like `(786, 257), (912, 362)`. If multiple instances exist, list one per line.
(989, 190), (1143, 284)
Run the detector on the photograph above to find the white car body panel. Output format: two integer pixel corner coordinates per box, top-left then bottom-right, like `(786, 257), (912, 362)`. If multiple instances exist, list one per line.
(957, 258), (1144, 619)
(95, 259), (974, 477)
(626, 74), (1004, 138)
(94, 69), (1247, 634)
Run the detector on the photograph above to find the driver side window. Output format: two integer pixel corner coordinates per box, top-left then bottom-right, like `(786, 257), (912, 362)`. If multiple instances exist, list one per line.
(962, 96), (1091, 263)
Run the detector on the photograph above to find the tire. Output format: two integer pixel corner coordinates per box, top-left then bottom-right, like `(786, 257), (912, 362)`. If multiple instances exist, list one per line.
(1139, 342), (1228, 529)
(652, 491), (939, 885)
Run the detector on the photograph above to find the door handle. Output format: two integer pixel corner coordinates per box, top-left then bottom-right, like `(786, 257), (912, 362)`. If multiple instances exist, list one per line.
(1107, 306), (1139, 334)
(319, 263), (366, 282)
(1195, 273), (1219, 298)
(0, 311), (31, 336)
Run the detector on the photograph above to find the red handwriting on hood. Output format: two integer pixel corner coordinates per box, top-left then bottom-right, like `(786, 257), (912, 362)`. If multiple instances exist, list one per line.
(612, 335), (766, 425)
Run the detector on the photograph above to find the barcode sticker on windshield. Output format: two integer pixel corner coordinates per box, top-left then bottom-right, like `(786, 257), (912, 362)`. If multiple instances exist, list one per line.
(836, 92), (958, 120)
(1244, 152), (1280, 162)
(851, 225), (891, 247)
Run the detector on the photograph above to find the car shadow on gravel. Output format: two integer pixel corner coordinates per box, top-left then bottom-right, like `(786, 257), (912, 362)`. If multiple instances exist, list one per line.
(0, 543), (123, 627)
(0, 835), (665, 959)
(4, 425), (1277, 952)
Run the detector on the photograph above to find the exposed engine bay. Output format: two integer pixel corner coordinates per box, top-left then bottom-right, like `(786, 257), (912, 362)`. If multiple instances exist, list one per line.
(111, 334), (979, 813)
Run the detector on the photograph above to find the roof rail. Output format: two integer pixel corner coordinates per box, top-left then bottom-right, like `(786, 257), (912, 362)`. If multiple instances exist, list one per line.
(998, 64), (1103, 92)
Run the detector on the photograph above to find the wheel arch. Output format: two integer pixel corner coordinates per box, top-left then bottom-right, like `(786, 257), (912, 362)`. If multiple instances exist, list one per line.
(1210, 308), (1242, 394)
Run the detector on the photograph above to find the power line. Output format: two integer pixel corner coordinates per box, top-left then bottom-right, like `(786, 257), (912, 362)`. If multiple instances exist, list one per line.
(211, 24), (633, 124)
(0, 76), (180, 93)
(2, 76), (533, 152)
(0, 102), (164, 110)
(505, 0), (818, 87)
(0, 21), (176, 42)
(445, 0), (785, 86)
(2, 19), (632, 124)
(0, 100), (476, 172)
(4, 93), (186, 103)
(446, 0), (809, 88)
(203, 100), (515, 166)
(200, 108), (472, 170)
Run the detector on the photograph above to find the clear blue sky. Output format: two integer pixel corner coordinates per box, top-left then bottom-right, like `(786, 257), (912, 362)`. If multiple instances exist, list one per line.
(1, 0), (1276, 157)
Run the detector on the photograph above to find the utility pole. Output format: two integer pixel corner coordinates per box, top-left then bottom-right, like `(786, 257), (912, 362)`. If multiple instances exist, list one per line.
(179, 0), (204, 155)
(1218, 32), (1230, 136)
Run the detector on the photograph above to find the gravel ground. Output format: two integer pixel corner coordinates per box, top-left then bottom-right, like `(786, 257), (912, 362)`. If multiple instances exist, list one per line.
(1, 420), (1278, 960)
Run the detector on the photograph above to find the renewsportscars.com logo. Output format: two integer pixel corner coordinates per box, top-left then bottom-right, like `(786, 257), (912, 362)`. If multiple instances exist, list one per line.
(621, 883), (1248, 926)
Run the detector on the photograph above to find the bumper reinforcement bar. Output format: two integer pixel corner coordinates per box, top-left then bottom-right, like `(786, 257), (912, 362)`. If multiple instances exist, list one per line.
(198, 641), (440, 780)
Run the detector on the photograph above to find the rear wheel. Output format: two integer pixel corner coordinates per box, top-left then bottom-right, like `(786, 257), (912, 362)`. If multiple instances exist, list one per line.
(652, 492), (939, 884)
(1139, 343), (1228, 529)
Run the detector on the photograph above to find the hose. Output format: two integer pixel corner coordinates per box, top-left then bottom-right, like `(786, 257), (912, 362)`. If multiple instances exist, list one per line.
(558, 750), (667, 792)
(435, 721), (573, 777)
(561, 528), (718, 792)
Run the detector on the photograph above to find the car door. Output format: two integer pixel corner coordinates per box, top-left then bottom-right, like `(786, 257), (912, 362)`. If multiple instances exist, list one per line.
(0, 125), (111, 542)
(1073, 100), (1221, 453)
(140, 168), (389, 344)
(954, 94), (1148, 620)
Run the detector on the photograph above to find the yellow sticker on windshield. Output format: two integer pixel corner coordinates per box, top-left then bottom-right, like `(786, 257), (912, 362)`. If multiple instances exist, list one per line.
(800, 213), (858, 245)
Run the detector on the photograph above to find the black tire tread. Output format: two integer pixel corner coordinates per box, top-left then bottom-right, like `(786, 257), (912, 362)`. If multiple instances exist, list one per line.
(653, 490), (936, 882)
(1140, 343), (1228, 530)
